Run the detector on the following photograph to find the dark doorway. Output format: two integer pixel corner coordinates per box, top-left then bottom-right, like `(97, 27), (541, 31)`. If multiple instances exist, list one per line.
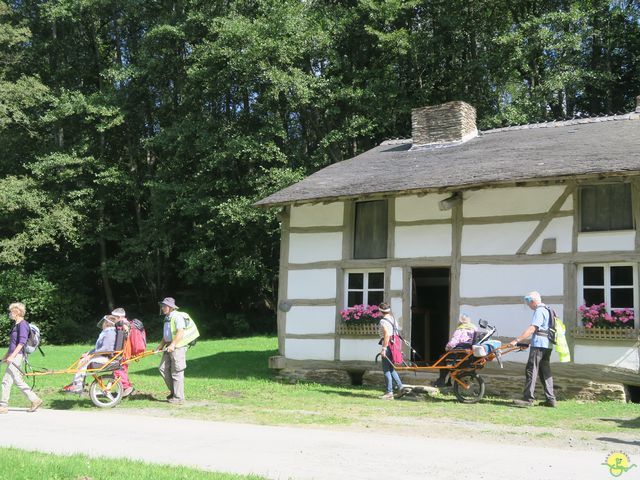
(410, 268), (450, 363)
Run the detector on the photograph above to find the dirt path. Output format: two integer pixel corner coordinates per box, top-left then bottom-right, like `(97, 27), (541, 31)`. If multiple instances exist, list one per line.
(0, 407), (637, 479)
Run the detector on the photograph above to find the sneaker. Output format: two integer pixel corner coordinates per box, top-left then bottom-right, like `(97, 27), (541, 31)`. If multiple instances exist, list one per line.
(512, 399), (534, 407)
(167, 397), (184, 405)
(122, 387), (134, 398)
(28, 398), (43, 412)
(0, 407), (8, 414)
(61, 384), (83, 394)
(539, 400), (557, 408)
(166, 393), (174, 400)
(379, 392), (394, 400)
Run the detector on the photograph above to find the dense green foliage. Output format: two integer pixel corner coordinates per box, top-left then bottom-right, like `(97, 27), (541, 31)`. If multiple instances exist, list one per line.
(0, 0), (638, 341)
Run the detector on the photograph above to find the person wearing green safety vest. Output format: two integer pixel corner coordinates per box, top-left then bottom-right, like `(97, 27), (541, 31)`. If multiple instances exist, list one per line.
(156, 297), (193, 405)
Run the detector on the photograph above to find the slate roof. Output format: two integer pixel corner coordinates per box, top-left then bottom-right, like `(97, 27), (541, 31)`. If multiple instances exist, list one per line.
(255, 113), (640, 207)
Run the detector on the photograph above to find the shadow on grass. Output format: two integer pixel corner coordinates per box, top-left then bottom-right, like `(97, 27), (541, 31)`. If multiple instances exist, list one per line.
(48, 398), (91, 410)
(596, 437), (640, 447)
(134, 350), (278, 379)
(599, 417), (640, 429)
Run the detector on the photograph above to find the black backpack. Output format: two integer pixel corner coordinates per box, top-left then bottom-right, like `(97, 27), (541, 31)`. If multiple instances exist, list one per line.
(543, 306), (558, 345)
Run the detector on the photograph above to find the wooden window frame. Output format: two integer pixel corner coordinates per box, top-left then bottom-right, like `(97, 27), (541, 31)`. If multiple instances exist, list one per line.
(344, 270), (385, 308)
(577, 263), (638, 328)
(579, 183), (634, 233)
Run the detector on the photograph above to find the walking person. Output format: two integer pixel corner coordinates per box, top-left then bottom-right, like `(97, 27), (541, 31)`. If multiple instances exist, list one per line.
(0, 302), (43, 413)
(156, 297), (197, 405)
(510, 291), (556, 408)
(111, 307), (134, 397)
(378, 302), (406, 400)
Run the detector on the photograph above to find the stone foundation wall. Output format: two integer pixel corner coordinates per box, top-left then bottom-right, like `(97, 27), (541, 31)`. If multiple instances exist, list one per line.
(276, 367), (628, 402)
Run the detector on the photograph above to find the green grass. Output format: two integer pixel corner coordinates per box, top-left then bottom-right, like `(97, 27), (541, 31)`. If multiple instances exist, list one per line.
(9, 336), (640, 434)
(0, 447), (265, 480)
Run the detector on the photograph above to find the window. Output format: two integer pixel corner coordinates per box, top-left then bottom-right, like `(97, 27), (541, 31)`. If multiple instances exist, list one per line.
(345, 271), (384, 307)
(580, 184), (633, 232)
(579, 264), (637, 313)
(353, 200), (388, 259)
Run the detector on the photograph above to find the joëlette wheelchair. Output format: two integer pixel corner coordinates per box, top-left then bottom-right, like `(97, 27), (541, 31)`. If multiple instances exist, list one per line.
(384, 319), (529, 403)
(22, 324), (158, 408)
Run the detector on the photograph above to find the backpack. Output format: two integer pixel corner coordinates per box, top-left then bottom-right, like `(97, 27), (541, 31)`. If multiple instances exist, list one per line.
(380, 316), (403, 364)
(24, 322), (44, 356)
(542, 306), (559, 345)
(128, 318), (147, 356)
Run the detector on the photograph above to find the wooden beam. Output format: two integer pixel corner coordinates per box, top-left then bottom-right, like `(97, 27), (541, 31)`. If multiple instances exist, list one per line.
(516, 185), (573, 255)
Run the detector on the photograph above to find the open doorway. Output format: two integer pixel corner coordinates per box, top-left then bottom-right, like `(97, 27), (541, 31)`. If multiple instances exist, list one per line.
(410, 268), (450, 363)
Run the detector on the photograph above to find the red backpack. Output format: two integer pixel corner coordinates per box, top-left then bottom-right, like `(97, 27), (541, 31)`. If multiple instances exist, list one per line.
(389, 334), (403, 364)
(128, 319), (147, 356)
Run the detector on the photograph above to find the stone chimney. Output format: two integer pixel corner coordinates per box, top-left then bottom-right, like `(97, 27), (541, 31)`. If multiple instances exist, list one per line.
(411, 101), (477, 149)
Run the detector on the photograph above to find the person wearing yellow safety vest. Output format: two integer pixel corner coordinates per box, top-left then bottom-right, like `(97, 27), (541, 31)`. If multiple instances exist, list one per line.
(156, 297), (196, 405)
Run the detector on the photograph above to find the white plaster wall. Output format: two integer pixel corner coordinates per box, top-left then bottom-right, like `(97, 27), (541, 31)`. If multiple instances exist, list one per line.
(395, 194), (451, 221)
(340, 338), (380, 361)
(573, 342), (640, 371)
(287, 269), (336, 299)
(391, 297), (403, 328)
(460, 303), (564, 355)
(577, 231), (636, 252)
(463, 186), (568, 217)
(290, 202), (344, 227)
(460, 264), (564, 298)
(285, 306), (336, 335)
(461, 222), (538, 256)
(395, 224), (452, 258)
(527, 216), (573, 254)
(390, 267), (403, 291)
(288, 232), (342, 263)
(285, 338), (334, 360)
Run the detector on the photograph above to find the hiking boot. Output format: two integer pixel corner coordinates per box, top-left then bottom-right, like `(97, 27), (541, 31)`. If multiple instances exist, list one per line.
(28, 398), (43, 412)
(539, 400), (557, 408)
(61, 384), (83, 394)
(512, 399), (534, 407)
(122, 386), (134, 398)
(167, 397), (184, 405)
(166, 393), (174, 400)
(0, 406), (8, 414)
(379, 392), (394, 400)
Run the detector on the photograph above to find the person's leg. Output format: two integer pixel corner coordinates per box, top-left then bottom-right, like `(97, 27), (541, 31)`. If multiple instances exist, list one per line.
(115, 364), (131, 390)
(381, 357), (394, 394)
(0, 362), (16, 407)
(523, 347), (542, 402)
(390, 367), (403, 390)
(158, 351), (174, 397)
(10, 354), (39, 404)
(538, 348), (555, 403)
(169, 347), (187, 401)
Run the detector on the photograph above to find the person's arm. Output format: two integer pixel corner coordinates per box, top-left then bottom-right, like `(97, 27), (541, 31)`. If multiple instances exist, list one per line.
(5, 343), (23, 364)
(509, 325), (536, 346)
(380, 323), (391, 357)
(167, 329), (184, 353)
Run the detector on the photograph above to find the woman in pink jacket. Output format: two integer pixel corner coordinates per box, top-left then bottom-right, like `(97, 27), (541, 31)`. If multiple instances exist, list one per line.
(433, 314), (477, 387)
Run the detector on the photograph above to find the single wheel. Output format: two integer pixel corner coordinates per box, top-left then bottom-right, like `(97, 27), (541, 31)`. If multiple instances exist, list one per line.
(452, 372), (485, 404)
(89, 375), (123, 408)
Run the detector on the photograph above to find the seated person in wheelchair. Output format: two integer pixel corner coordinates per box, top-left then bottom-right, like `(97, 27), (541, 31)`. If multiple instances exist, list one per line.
(62, 315), (118, 393)
(433, 314), (477, 387)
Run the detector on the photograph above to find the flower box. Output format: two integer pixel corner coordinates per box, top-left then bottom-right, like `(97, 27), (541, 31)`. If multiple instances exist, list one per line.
(570, 327), (640, 341)
(338, 304), (382, 336)
(336, 321), (379, 336)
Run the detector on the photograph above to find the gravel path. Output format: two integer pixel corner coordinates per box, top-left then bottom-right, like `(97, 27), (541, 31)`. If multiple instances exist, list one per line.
(0, 407), (637, 479)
